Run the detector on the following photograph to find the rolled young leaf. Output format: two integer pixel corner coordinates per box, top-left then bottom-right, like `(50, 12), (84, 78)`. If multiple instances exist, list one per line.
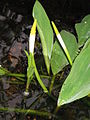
(24, 19), (37, 96)
(29, 19), (37, 54)
(52, 21), (72, 66)
(51, 30), (78, 75)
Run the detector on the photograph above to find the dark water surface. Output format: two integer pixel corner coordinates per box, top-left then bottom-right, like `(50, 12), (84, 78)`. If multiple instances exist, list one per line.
(0, 0), (90, 120)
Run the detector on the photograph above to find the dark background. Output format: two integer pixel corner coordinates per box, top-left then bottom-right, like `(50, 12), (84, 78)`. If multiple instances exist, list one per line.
(0, 0), (90, 19)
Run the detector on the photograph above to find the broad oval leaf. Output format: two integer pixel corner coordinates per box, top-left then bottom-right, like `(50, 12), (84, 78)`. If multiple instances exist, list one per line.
(51, 30), (78, 75)
(58, 44), (90, 106)
(75, 14), (90, 47)
(33, 1), (53, 73)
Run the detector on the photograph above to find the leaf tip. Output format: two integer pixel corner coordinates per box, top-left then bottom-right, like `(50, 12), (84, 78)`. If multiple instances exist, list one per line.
(51, 21), (59, 36)
(30, 19), (37, 35)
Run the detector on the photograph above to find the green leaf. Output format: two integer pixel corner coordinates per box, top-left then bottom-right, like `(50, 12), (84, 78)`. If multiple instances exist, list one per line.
(58, 44), (90, 106)
(51, 30), (78, 75)
(25, 50), (34, 79)
(25, 51), (35, 92)
(0, 66), (11, 76)
(82, 14), (90, 23)
(0, 67), (6, 76)
(82, 38), (90, 51)
(27, 54), (34, 80)
(26, 52), (34, 81)
(75, 14), (90, 47)
(33, 0), (53, 74)
(0, 66), (25, 81)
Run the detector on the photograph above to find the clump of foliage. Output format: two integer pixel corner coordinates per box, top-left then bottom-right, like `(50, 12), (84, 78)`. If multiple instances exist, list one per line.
(0, 0), (90, 118)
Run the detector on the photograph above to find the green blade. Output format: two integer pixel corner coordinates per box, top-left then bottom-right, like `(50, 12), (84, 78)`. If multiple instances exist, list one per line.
(33, 0), (53, 74)
(58, 44), (90, 106)
(51, 30), (78, 75)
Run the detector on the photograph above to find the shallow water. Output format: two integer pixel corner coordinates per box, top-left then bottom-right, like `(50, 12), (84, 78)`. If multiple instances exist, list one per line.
(0, 0), (90, 120)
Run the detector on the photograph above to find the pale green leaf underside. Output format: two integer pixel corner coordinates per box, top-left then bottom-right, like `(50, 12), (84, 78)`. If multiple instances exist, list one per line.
(58, 44), (90, 106)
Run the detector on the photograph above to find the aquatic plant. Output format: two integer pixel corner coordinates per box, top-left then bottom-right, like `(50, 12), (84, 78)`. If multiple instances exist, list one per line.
(0, 0), (90, 118)
(32, 1), (90, 107)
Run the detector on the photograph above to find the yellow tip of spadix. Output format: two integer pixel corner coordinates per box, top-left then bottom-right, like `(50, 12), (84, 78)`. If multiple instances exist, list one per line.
(52, 21), (59, 36)
(30, 19), (37, 35)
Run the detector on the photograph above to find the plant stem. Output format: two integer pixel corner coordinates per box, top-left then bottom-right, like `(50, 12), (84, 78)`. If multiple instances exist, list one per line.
(7, 73), (25, 78)
(33, 56), (48, 93)
(49, 75), (55, 94)
(40, 75), (51, 79)
(44, 56), (50, 75)
(33, 55), (56, 101)
(54, 106), (60, 114)
(0, 66), (25, 81)
(5, 73), (25, 82)
(16, 77), (25, 81)
(6, 81), (24, 85)
(0, 107), (54, 118)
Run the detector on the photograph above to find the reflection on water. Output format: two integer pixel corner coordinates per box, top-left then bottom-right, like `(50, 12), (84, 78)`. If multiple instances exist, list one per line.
(0, 0), (90, 120)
